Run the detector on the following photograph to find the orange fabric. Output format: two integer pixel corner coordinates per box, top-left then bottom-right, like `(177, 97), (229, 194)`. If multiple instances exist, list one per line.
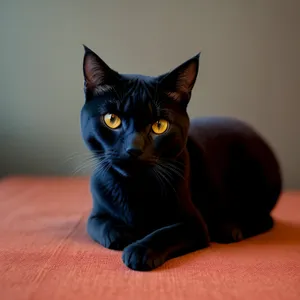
(0, 176), (299, 300)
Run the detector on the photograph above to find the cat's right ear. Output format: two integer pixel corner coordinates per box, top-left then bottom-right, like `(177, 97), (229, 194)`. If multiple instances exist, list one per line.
(82, 45), (120, 99)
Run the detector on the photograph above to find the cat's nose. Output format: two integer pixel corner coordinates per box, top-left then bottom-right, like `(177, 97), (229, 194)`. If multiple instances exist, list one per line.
(126, 147), (143, 158)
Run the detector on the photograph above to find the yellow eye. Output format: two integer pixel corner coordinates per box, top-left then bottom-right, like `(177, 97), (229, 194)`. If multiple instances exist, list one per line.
(152, 119), (169, 134)
(103, 113), (121, 129)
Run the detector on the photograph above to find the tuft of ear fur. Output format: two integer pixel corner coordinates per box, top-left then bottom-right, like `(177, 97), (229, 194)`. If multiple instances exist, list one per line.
(82, 45), (120, 99)
(159, 53), (200, 106)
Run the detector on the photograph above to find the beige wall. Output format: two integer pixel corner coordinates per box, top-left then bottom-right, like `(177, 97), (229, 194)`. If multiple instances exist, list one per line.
(0, 0), (299, 188)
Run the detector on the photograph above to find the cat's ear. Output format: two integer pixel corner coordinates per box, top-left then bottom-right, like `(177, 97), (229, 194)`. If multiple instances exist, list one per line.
(82, 45), (120, 98)
(159, 53), (200, 106)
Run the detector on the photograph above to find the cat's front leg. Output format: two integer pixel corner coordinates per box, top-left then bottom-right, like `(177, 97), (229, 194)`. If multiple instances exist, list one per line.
(87, 215), (137, 250)
(122, 220), (210, 271)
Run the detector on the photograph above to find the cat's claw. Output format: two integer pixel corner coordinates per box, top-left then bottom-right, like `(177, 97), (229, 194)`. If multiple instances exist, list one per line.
(122, 243), (166, 271)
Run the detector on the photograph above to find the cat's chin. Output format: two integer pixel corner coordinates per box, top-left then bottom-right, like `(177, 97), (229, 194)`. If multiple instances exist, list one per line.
(111, 164), (133, 178)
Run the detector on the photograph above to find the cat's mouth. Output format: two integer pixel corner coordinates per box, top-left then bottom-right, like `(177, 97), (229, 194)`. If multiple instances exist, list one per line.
(111, 157), (156, 177)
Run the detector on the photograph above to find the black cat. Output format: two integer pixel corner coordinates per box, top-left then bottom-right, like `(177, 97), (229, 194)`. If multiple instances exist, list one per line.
(80, 45), (282, 271)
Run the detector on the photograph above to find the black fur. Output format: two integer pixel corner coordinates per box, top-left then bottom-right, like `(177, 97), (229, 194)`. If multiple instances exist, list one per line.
(80, 45), (282, 271)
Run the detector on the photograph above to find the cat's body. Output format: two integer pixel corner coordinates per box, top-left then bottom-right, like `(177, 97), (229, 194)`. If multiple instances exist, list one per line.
(80, 46), (282, 271)
(188, 117), (281, 243)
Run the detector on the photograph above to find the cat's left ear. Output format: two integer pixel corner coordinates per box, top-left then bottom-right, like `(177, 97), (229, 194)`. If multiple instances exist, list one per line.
(159, 53), (200, 107)
(82, 45), (120, 99)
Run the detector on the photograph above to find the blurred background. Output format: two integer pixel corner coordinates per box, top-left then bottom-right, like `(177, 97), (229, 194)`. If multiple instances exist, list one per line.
(0, 0), (299, 188)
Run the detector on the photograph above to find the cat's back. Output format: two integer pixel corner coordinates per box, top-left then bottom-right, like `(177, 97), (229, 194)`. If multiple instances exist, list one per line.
(187, 116), (267, 173)
(187, 115), (282, 205)
(188, 116), (260, 145)
(187, 116), (277, 159)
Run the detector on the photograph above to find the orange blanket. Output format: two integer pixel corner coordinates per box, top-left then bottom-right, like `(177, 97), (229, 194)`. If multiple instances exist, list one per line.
(0, 176), (299, 300)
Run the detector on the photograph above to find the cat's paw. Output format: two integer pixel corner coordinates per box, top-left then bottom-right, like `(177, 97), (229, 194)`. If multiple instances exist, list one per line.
(101, 226), (136, 250)
(122, 243), (166, 271)
(213, 223), (244, 244)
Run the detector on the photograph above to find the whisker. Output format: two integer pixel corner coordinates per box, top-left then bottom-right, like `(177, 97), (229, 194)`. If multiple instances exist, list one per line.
(61, 150), (106, 167)
(160, 157), (185, 168)
(157, 158), (185, 180)
(70, 150), (109, 176)
(162, 164), (185, 180)
(155, 164), (177, 195)
(94, 159), (110, 179)
(72, 162), (95, 175)
(72, 156), (103, 175)
(152, 167), (166, 198)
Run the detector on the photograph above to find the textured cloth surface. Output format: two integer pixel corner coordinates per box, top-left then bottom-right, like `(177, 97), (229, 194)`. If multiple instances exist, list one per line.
(0, 176), (299, 300)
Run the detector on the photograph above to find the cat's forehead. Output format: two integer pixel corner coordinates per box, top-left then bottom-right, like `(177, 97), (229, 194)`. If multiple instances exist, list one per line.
(117, 75), (159, 117)
(122, 74), (154, 81)
(121, 74), (157, 97)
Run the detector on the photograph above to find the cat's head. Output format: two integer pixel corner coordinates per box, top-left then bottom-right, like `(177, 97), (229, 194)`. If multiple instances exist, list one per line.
(80, 45), (200, 177)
